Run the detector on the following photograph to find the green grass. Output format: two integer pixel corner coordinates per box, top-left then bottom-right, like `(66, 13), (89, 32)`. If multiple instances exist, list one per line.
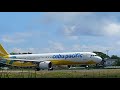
(1, 69), (120, 78)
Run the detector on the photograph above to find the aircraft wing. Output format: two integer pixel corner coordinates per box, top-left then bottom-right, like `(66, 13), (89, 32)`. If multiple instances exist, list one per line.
(4, 58), (44, 62)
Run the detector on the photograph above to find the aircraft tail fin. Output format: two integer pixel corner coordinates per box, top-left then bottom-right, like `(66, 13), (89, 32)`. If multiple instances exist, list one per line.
(0, 44), (9, 57)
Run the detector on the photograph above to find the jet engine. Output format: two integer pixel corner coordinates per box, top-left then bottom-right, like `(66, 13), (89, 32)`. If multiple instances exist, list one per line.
(36, 61), (53, 71)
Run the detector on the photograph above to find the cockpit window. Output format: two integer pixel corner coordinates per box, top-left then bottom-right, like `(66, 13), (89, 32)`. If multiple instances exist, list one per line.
(91, 55), (97, 56)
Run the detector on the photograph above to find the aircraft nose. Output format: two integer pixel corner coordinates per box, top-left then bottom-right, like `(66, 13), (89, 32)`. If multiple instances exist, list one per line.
(97, 56), (102, 61)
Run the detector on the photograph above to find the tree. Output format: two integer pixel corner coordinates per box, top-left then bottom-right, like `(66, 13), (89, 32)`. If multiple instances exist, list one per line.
(110, 55), (120, 59)
(110, 55), (120, 66)
(10, 52), (16, 55)
(114, 59), (120, 66)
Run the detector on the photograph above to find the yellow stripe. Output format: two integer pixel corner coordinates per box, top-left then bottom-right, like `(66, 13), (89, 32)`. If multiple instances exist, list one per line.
(12, 61), (36, 67)
(2, 55), (36, 67)
(50, 60), (97, 65)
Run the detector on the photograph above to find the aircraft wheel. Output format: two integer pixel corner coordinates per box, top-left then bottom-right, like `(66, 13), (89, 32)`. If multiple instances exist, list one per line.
(48, 67), (53, 71)
(35, 68), (40, 71)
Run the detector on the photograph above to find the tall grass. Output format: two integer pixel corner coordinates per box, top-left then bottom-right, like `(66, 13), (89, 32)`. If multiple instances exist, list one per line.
(1, 69), (120, 78)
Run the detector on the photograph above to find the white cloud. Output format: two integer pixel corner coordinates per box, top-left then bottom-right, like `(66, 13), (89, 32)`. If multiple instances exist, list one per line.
(66, 36), (79, 40)
(41, 12), (120, 38)
(72, 44), (82, 51)
(41, 42), (115, 54)
(103, 22), (120, 36)
(42, 48), (51, 53)
(2, 36), (25, 43)
(43, 12), (92, 24)
(36, 41), (67, 53)
(62, 25), (79, 40)
(71, 44), (116, 53)
(12, 48), (23, 53)
(15, 32), (32, 37)
(116, 41), (120, 45)
(2, 32), (33, 43)
(12, 47), (39, 53)
(48, 41), (65, 52)
(10, 42), (119, 56)
(63, 25), (76, 36)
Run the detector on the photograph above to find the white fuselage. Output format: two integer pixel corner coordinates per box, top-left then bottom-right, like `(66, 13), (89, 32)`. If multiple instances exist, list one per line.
(8, 52), (102, 65)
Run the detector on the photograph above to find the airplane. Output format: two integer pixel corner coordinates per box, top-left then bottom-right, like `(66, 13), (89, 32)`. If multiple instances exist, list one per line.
(0, 44), (103, 71)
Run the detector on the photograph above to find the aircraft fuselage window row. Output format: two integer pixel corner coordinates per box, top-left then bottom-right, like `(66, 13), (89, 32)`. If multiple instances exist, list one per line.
(91, 55), (97, 56)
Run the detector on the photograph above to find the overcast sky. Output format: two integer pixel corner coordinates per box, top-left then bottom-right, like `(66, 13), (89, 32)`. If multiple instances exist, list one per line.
(1, 12), (120, 56)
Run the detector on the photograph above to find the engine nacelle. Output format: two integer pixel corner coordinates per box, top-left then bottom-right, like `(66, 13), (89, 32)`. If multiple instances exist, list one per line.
(39, 61), (53, 70)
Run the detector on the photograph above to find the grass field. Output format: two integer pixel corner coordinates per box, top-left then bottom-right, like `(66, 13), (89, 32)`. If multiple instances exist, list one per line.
(1, 69), (120, 78)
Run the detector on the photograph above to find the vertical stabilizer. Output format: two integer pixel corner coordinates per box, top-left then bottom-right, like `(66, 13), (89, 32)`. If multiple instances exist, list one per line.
(0, 44), (9, 57)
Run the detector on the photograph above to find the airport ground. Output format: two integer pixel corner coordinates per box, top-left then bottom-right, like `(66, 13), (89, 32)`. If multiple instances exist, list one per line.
(1, 67), (120, 78)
